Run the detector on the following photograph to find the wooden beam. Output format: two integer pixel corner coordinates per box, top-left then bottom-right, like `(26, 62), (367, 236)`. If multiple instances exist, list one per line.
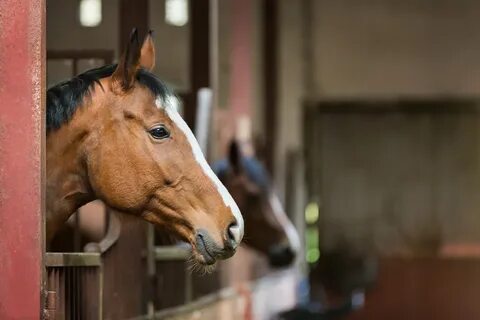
(0, 0), (45, 318)
(263, 0), (278, 172)
(119, 0), (149, 50)
(182, 0), (210, 130)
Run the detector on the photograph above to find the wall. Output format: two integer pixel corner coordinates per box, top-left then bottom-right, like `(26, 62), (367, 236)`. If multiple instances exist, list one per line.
(275, 0), (480, 189)
(149, 0), (190, 92)
(275, 0), (306, 200)
(213, 0), (266, 160)
(308, 105), (480, 253)
(47, 0), (119, 52)
(46, 0), (190, 90)
(311, 0), (480, 98)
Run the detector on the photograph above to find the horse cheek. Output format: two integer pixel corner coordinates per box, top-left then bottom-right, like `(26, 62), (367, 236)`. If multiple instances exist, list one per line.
(88, 151), (145, 211)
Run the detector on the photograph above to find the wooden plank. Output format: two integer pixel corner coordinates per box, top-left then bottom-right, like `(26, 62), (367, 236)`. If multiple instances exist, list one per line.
(119, 0), (149, 50)
(181, 0), (210, 130)
(102, 216), (147, 319)
(263, 0), (278, 172)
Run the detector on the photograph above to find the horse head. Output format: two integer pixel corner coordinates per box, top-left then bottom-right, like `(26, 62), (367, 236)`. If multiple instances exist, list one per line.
(46, 30), (244, 266)
(213, 140), (300, 267)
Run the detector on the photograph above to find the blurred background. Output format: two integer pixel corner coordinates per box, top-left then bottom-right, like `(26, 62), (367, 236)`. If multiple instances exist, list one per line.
(45, 0), (480, 319)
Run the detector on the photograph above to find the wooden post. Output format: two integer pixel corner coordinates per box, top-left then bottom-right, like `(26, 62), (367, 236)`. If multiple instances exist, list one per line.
(119, 0), (149, 50)
(182, 0), (210, 130)
(0, 0), (45, 318)
(263, 0), (278, 173)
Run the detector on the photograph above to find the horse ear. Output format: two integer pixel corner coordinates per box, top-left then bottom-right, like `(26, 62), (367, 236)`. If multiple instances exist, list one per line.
(112, 28), (141, 93)
(139, 30), (155, 71)
(228, 140), (242, 174)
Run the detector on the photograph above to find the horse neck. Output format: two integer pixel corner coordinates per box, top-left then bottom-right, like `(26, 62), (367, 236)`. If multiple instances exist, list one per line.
(46, 126), (94, 244)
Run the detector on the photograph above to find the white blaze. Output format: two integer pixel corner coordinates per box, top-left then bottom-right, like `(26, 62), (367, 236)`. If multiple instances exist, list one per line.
(156, 96), (244, 244)
(269, 193), (301, 252)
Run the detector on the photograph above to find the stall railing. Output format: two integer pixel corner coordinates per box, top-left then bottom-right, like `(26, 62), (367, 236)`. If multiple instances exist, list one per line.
(45, 253), (103, 320)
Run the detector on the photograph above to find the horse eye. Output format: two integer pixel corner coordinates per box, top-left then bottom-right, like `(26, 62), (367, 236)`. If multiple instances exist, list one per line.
(149, 126), (170, 139)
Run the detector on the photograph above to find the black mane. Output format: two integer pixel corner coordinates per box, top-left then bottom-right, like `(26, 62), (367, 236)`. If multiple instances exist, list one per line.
(46, 64), (172, 132)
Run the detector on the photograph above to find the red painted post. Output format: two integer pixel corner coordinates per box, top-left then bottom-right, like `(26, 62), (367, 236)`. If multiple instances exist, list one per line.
(0, 0), (45, 319)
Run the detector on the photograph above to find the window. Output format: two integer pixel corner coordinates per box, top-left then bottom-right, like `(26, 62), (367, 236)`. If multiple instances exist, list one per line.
(79, 0), (102, 27)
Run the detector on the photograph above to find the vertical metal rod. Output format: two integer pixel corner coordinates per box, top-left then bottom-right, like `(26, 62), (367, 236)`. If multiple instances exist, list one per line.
(60, 268), (65, 319)
(146, 224), (156, 319)
(74, 211), (81, 252)
(72, 268), (75, 320)
(77, 268), (80, 320)
(98, 263), (104, 320)
(66, 268), (70, 319)
(73, 268), (75, 319)
(71, 268), (74, 319)
(194, 88), (213, 153)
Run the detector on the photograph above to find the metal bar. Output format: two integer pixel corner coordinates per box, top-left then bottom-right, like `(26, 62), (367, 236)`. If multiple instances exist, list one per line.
(154, 245), (191, 261)
(45, 252), (102, 267)
(74, 211), (81, 251)
(146, 225), (156, 319)
(59, 268), (65, 319)
(0, 0), (45, 318)
(73, 268), (77, 319)
(66, 268), (71, 319)
(84, 210), (121, 254)
(98, 263), (104, 320)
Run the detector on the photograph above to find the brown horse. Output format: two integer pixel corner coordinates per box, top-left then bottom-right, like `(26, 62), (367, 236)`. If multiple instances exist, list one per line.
(212, 141), (300, 267)
(46, 29), (243, 266)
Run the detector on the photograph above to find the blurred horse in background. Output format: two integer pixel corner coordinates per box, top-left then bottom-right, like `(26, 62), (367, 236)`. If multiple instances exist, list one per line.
(212, 140), (300, 268)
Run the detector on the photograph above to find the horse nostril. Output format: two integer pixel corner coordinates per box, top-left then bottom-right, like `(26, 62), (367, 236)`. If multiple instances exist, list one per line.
(227, 221), (241, 249)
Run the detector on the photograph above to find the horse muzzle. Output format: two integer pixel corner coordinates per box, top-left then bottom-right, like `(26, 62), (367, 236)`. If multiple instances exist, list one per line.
(268, 243), (296, 268)
(195, 228), (238, 265)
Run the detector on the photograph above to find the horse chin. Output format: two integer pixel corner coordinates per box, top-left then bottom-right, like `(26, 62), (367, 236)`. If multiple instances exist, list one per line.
(190, 235), (218, 266)
(188, 247), (218, 274)
(141, 211), (219, 270)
